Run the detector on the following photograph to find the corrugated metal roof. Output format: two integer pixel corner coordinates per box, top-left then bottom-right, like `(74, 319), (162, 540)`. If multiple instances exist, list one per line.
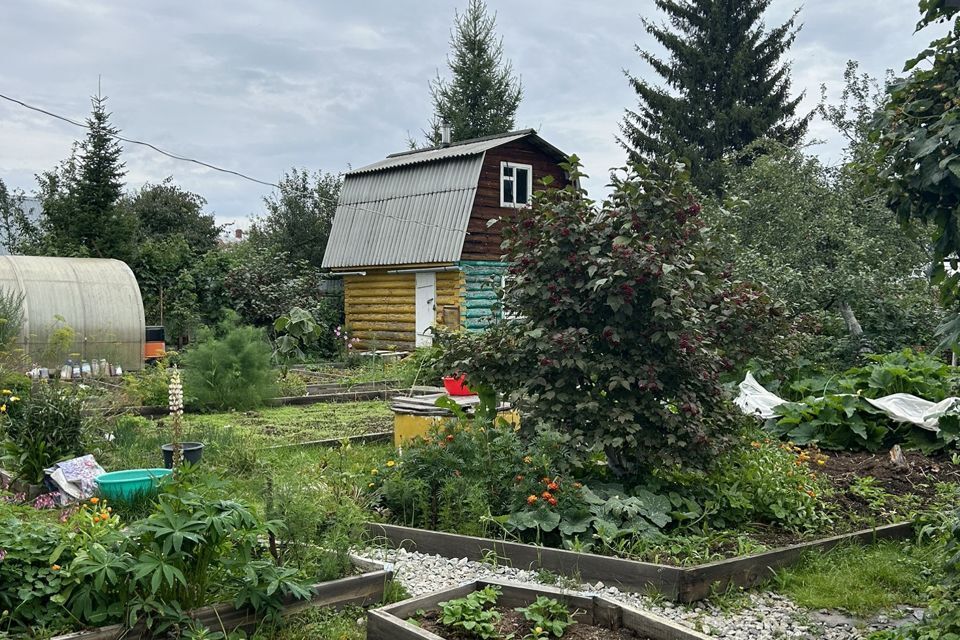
(323, 129), (569, 269)
(348, 129), (537, 175)
(322, 155), (482, 268)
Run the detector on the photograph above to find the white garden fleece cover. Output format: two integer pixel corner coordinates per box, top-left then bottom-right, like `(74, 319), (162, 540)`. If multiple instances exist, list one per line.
(735, 372), (960, 433)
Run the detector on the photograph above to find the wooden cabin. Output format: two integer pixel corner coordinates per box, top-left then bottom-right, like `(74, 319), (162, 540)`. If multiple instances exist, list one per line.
(321, 129), (570, 350)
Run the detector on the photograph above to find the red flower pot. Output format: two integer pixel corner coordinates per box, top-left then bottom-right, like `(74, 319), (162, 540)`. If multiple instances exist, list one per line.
(443, 375), (474, 396)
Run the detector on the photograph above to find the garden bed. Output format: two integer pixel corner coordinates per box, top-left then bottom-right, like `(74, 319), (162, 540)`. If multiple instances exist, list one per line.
(367, 579), (711, 640)
(366, 521), (913, 602)
(51, 567), (394, 640)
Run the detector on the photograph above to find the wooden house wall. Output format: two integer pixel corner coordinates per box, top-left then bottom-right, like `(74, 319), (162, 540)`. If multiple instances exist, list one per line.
(459, 260), (509, 331)
(435, 270), (463, 330)
(344, 271), (416, 350)
(461, 139), (569, 262)
(345, 269), (465, 351)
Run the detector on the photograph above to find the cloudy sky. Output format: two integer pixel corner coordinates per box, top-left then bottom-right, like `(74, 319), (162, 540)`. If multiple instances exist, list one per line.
(0, 1), (948, 229)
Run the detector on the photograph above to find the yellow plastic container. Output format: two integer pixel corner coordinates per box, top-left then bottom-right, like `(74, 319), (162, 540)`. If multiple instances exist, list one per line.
(393, 410), (520, 447)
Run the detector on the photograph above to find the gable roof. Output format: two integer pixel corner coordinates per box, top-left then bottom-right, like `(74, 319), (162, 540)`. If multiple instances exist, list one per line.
(322, 129), (567, 269)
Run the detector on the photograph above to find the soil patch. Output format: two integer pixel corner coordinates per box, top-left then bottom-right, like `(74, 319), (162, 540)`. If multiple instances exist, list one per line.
(416, 608), (647, 640)
(812, 448), (960, 519)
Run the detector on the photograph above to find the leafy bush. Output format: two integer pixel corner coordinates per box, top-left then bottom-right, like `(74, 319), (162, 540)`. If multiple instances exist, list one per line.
(0, 505), (71, 633)
(122, 356), (178, 407)
(1, 382), (86, 483)
(274, 306), (324, 372)
(266, 464), (368, 582)
(182, 324), (277, 411)
(695, 439), (831, 531)
(46, 472), (311, 634)
(434, 159), (788, 476)
(224, 246), (343, 357)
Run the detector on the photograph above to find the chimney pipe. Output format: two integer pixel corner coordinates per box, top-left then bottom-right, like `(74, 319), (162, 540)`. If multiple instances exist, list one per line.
(440, 121), (452, 147)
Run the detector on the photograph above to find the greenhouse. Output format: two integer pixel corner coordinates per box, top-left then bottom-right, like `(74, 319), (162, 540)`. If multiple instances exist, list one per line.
(0, 255), (145, 371)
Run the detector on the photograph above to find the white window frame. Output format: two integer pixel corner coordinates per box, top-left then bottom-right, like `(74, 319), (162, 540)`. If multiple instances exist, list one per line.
(500, 162), (533, 208)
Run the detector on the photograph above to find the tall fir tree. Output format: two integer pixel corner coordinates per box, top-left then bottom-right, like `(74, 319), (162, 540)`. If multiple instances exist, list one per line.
(426, 0), (523, 144)
(37, 94), (136, 261)
(620, 0), (809, 193)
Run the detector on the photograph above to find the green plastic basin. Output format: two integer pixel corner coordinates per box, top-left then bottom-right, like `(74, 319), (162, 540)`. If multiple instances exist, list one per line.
(95, 468), (172, 500)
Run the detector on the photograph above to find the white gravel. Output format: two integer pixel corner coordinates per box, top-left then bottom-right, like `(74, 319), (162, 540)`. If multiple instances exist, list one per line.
(360, 547), (921, 640)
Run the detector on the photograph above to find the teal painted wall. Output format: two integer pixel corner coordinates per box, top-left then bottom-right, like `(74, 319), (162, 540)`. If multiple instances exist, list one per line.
(458, 260), (509, 331)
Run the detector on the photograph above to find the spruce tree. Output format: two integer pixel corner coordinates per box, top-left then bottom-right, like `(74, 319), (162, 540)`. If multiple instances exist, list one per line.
(620, 0), (809, 193)
(427, 0), (523, 144)
(38, 94), (136, 260)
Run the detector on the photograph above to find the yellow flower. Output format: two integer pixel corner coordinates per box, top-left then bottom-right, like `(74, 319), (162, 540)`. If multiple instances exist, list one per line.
(0, 405), (6, 413)
(1, 389), (10, 395)
(523, 456), (532, 464)
(370, 468), (378, 475)
(9, 396), (18, 402)
(386, 460), (396, 468)
(368, 482), (375, 488)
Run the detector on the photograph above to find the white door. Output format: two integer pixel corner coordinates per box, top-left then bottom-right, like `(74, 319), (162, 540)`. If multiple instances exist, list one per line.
(415, 272), (436, 347)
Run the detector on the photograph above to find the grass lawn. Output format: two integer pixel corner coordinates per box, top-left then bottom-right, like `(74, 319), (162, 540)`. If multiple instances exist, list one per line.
(183, 400), (393, 442)
(95, 400), (394, 515)
(772, 540), (940, 616)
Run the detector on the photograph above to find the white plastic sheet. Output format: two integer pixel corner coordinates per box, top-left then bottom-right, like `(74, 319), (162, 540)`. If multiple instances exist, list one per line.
(735, 372), (960, 434)
(734, 371), (790, 420)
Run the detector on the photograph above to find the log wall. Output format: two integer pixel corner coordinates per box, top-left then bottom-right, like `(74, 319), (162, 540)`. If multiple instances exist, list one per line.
(345, 270), (416, 350)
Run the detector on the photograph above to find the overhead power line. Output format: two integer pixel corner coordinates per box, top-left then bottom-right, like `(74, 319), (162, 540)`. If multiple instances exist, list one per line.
(0, 92), (470, 236)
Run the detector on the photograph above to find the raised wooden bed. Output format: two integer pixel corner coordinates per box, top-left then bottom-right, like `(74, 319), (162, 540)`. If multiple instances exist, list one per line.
(265, 431), (393, 450)
(368, 578), (711, 640)
(366, 520), (913, 602)
(51, 568), (393, 640)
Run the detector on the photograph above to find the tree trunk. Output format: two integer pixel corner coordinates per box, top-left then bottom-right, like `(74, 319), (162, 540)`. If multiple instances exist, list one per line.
(838, 301), (863, 340)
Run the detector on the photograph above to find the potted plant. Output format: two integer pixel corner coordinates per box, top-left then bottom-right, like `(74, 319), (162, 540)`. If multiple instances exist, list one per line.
(160, 367), (203, 468)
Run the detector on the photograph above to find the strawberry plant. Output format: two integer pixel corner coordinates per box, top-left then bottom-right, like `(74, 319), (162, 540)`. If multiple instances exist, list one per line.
(437, 585), (502, 639)
(515, 596), (575, 638)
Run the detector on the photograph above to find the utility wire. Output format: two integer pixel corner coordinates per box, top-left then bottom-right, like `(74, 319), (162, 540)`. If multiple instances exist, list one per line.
(0, 91), (470, 236)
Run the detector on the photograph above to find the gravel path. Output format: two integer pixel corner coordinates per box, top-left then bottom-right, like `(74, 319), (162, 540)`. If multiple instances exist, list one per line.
(360, 547), (918, 640)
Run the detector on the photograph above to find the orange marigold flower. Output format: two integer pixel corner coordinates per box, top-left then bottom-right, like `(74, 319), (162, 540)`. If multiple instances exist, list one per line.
(90, 497), (99, 504)
(51, 564), (61, 571)
(541, 491), (552, 500)
(547, 497), (558, 506)
(446, 434), (454, 442)
(527, 495), (538, 505)
(547, 482), (559, 491)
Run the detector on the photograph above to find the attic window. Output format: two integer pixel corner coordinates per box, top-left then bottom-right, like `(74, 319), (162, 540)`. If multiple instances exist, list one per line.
(500, 162), (532, 208)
